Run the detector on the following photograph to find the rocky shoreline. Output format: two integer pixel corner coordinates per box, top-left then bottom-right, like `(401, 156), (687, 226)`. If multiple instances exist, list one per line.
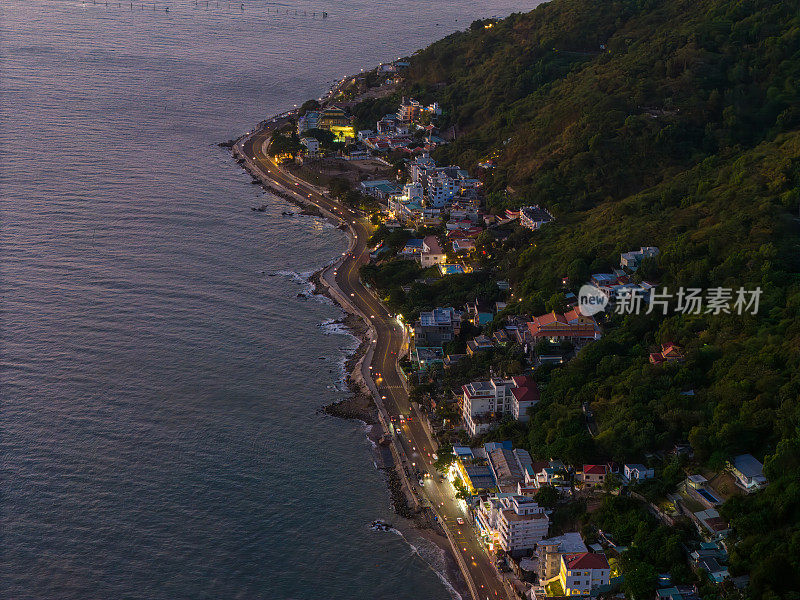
(305, 254), (469, 600)
(231, 131), (469, 600)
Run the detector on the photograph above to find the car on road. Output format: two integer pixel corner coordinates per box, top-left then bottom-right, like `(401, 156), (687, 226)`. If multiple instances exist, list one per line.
(457, 517), (464, 525)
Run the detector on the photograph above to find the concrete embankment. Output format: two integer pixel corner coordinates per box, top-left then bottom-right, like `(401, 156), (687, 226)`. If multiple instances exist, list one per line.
(231, 124), (473, 600)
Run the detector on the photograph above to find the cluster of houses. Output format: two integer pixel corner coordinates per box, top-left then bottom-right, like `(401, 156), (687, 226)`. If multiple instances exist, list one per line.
(410, 301), (603, 377)
(360, 97), (445, 153)
(295, 95), (445, 162)
(383, 153), (482, 221)
(444, 440), (764, 598)
(445, 441), (621, 598)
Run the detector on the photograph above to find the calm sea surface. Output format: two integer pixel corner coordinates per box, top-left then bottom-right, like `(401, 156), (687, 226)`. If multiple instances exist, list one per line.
(0, 1), (540, 597)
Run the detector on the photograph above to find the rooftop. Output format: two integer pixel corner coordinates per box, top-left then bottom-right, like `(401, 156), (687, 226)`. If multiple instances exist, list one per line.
(583, 464), (607, 475)
(423, 235), (443, 254)
(564, 552), (610, 570)
(732, 454), (765, 478)
(419, 307), (461, 327)
(538, 532), (588, 554)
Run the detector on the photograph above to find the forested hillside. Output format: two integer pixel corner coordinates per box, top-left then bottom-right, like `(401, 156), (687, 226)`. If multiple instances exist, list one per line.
(398, 0), (800, 595)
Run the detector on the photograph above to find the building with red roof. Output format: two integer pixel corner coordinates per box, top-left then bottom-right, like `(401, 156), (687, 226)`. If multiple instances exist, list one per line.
(558, 552), (611, 596)
(580, 464), (608, 487)
(650, 343), (685, 365)
(527, 311), (602, 344)
(461, 376), (540, 437)
(510, 375), (539, 421)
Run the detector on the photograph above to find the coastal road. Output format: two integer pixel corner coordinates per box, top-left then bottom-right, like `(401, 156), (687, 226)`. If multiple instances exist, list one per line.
(238, 121), (510, 600)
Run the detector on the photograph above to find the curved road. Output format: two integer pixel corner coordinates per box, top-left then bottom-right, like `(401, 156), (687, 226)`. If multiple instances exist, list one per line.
(237, 120), (511, 600)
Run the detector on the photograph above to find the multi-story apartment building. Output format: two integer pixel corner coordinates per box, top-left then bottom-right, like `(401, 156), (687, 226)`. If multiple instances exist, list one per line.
(475, 495), (549, 557)
(535, 532), (588, 582)
(410, 153), (437, 184)
(413, 307), (464, 346)
(396, 97), (422, 122)
(427, 171), (459, 207)
(461, 376), (539, 437)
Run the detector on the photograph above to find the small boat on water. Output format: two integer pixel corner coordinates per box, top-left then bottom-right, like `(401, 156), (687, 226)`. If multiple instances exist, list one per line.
(251, 204), (267, 212)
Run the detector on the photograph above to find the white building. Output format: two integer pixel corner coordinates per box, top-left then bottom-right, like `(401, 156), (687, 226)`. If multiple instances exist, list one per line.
(420, 235), (447, 267)
(519, 205), (554, 230)
(403, 182), (424, 203)
(624, 463), (655, 482)
(427, 171), (459, 207)
(461, 376), (539, 437)
(300, 136), (320, 155)
(729, 454), (767, 492)
(620, 246), (660, 270)
(297, 111), (319, 134)
(476, 495), (549, 556)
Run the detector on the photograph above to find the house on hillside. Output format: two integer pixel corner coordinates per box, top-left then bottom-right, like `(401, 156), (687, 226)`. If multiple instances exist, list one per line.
(624, 463), (655, 482)
(650, 344), (685, 365)
(558, 553), (610, 596)
(580, 464), (608, 487)
(420, 235), (446, 267)
(527, 310), (602, 345)
(729, 454), (767, 492)
(620, 246), (659, 270)
(466, 334), (494, 356)
(519, 205), (554, 230)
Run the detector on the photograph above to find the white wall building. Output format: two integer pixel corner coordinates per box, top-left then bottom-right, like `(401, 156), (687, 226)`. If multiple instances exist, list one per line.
(300, 136), (320, 154)
(461, 376), (539, 437)
(519, 205), (554, 230)
(624, 463), (655, 482)
(420, 235), (447, 267)
(403, 182), (424, 203)
(427, 171), (459, 208)
(476, 495), (549, 556)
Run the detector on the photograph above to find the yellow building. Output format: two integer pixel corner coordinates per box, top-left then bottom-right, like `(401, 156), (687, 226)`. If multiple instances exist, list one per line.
(557, 552), (610, 596)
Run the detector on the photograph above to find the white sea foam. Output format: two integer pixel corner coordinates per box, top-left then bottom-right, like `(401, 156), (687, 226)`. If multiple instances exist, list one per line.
(318, 318), (350, 336)
(384, 526), (463, 600)
(364, 423), (378, 449)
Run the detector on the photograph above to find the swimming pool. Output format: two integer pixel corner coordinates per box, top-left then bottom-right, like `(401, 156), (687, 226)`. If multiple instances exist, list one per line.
(697, 488), (721, 504)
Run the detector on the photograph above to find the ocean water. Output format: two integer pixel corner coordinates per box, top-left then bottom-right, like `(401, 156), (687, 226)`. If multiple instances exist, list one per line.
(0, 1), (541, 598)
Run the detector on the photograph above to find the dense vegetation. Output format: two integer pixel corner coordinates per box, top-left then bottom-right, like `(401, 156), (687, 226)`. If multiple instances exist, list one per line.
(390, 0), (800, 596)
